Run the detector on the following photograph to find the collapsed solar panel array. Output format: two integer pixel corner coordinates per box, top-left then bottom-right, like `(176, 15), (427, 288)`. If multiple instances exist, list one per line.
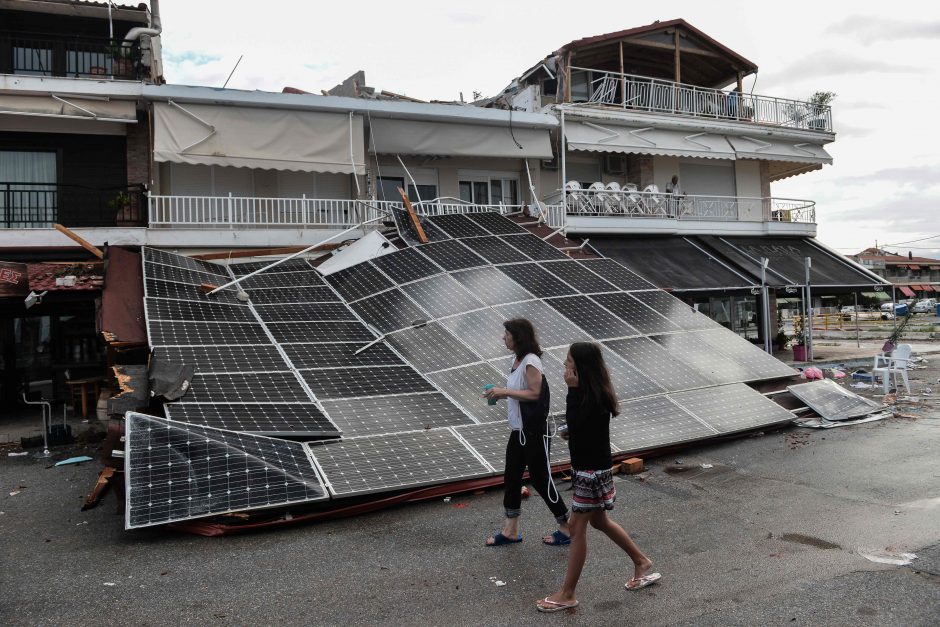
(130, 211), (797, 529)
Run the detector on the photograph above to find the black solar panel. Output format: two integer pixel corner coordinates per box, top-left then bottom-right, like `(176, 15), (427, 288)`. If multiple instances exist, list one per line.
(300, 366), (435, 399)
(145, 298), (256, 323)
(253, 302), (357, 323)
(146, 262), (226, 287)
(453, 421), (570, 471)
(697, 329), (797, 380)
(589, 292), (682, 334)
(390, 207), (450, 246)
(385, 323), (479, 373)
(610, 396), (716, 452)
(495, 300), (591, 349)
(460, 236), (529, 265)
(541, 260), (618, 294)
(164, 403), (338, 436)
(152, 345), (290, 373)
(630, 290), (719, 331)
(499, 234), (570, 261)
(324, 264), (395, 302)
(370, 246), (443, 284)
(228, 259), (314, 275)
(416, 239), (488, 271)
(143, 248), (228, 276)
(149, 321), (269, 346)
(429, 213), (491, 238)
(451, 266), (534, 306)
(669, 383), (794, 433)
(125, 413), (327, 529)
(464, 212), (527, 234)
(239, 271), (325, 289)
(439, 308), (512, 360)
(246, 286), (339, 304)
(145, 278), (240, 304)
(282, 342), (403, 369)
(184, 372), (312, 404)
(577, 258), (656, 291)
(350, 289), (429, 334)
(544, 295), (639, 340)
(426, 363), (507, 422)
(498, 263), (578, 298)
(266, 321), (376, 344)
(320, 393), (473, 437)
(652, 332), (750, 385)
(605, 337), (715, 392)
(400, 274), (485, 319)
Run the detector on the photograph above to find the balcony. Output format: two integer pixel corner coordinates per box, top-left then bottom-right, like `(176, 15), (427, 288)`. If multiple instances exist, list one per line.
(0, 31), (144, 80)
(0, 183), (147, 228)
(569, 67), (833, 133)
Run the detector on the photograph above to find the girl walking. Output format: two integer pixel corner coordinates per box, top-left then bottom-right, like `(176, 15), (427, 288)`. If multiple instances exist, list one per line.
(536, 342), (661, 613)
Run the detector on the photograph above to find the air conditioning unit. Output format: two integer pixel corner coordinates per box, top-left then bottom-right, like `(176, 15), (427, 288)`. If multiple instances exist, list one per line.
(604, 154), (626, 175)
(541, 156), (559, 170)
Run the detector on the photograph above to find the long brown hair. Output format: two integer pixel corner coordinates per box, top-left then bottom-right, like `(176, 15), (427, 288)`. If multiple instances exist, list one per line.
(503, 318), (542, 360)
(568, 342), (619, 416)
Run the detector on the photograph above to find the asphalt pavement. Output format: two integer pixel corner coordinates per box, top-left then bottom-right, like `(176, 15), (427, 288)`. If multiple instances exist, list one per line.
(1, 381), (939, 625)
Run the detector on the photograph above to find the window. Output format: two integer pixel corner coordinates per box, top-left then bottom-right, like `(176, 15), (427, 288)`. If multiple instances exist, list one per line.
(376, 176), (436, 203)
(13, 46), (53, 76)
(457, 174), (518, 206)
(0, 151), (58, 227)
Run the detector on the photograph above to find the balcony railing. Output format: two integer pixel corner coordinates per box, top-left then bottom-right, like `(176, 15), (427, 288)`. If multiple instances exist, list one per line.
(148, 195), (520, 229)
(0, 31), (144, 80)
(551, 187), (815, 224)
(570, 67), (833, 133)
(0, 183), (147, 228)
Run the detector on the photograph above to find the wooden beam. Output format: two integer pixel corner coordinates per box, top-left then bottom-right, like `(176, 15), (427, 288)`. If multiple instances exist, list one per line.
(674, 29), (681, 83)
(618, 37), (724, 58)
(398, 188), (428, 243)
(619, 40), (626, 104)
(53, 223), (104, 259)
(737, 72), (744, 93)
(564, 52), (572, 102)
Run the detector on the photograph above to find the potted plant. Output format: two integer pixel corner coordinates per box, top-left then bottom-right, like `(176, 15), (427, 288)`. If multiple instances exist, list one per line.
(108, 191), (134, 226)
(107, 40), (140, 77)
(806, 90), (835, 130)
(791, 314), (808, 361)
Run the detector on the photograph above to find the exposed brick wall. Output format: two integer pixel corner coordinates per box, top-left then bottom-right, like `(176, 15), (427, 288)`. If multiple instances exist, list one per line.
(126, 111), (150, 188)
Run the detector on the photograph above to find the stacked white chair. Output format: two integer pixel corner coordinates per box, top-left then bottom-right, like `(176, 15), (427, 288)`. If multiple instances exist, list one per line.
(872, 344), (913, 394)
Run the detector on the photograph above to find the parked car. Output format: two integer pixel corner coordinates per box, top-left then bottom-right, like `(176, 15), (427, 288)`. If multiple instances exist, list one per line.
(912, 299), (937, 314)
(841, 308), (894, 321)
(881, 302), (909, 316)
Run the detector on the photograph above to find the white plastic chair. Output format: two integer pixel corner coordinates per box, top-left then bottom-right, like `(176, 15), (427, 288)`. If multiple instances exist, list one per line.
(621, 183), (641, 214)
(603, 182), (623, 213)
(564, 181), (589, 214)
(641, 184), (665, 215)
(873, 343), (913, 394)
(586, 182), (606, 213)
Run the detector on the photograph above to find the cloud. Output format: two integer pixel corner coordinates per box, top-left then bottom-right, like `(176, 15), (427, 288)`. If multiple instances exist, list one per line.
(830, 165), (940, 187)
(763, 50), (921, 84)
(828, 193), (940, 233)
(448, 12), (485, 24)
(824, 16), (940, 42)
(163, 50), (222, 65)
(832, 122), (874, 138)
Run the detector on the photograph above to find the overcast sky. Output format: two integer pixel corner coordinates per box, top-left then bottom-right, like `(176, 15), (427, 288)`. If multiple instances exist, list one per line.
(155, 0), (940, 258)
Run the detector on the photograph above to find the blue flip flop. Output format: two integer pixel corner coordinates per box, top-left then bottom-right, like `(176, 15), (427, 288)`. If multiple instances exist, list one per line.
(486, 532), (523, 546)
(543, 530), (571, 546)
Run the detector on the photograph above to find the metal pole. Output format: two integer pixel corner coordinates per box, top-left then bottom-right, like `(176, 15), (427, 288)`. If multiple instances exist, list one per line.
(560, 106), (567, 216)
(892, 285), (898, 332)
(760, 257), (771, 354)
(854, 291), (860, 348)
(805, 256), (813, 361)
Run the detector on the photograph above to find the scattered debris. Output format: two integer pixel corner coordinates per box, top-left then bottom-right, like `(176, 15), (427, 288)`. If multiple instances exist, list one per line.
(701, 463), (714, 469)
(620, 458), (644, 474)
(521, 486), (530, 498)
(7, 451), (28, 457)
(858, 551), (917, 566)
(443, 496), (451, 503)
(851, 382), (873, 389)
(635, 471), (652, 481)
(103, 582), (116, 587)
(797, 412), (891, 429)
(54, 456), (94, 467)
(494, 580), (507, 587)
(9, 490), (21, 496)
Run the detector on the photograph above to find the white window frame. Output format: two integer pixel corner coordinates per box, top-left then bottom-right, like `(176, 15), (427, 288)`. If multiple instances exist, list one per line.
(457, 170), (520, 206)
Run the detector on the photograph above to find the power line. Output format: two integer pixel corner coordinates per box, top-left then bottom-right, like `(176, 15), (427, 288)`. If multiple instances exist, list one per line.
(884, 234), (940, 246)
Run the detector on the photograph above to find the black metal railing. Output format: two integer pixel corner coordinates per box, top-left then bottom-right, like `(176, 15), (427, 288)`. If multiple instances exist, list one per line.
(0, 183), (147, 228)
(0, 31), (145, 80)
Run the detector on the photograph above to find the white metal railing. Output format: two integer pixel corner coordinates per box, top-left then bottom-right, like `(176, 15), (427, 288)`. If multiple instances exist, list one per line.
(571, 68), (833, 133)
(148, 194), (522, 229)
(546, 188), (815, 224)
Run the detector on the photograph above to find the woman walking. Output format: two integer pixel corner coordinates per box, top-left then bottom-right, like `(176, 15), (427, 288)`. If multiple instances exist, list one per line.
(536, 342), (661, 613)
(483, 318), (571, 547)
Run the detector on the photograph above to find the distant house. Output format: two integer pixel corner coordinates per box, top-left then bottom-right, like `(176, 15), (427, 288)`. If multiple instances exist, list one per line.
(850, 248), (940, 300)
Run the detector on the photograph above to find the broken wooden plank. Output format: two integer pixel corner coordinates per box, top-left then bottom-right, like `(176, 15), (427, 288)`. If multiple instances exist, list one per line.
(82, 466), (115, 511)
(398, 187), (428, 243)
(53, 224), (104, 259)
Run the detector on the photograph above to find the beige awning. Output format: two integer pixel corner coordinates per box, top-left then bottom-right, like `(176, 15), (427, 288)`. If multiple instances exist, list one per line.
(0, 94), (137, 122)
(153, 102), (365, 174)
(369, 118), (553, 159)
(565, 121), (735, 160)
(726, 135), (832, 165)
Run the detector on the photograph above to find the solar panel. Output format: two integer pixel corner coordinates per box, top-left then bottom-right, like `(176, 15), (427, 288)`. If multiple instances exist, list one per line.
(350, 289), (429, 334)
(400, 274), (485, 319)
(589, 292), (681, 334)
(253, 302), (357, 322)
(152, 345), (291, 373)
(149, 321), (270, 346)
(266, 321), (376, 344)
(125, 412), (327, 530)
(228, 259), (314, 275)
(495, 300), (591, 348)
(652, 332), (750, 385)
(577, 258), (656, 291)
(541, 260), (618, 294)
(426, 362), (507, 422)
(163, 403), (339, 436)
(630, 290), (719, 331)
(300, 366), (435, 399)
(486, 352), (566, 416)
(544, 295), (639, 340)
(604, 337), (714, 392)
(545, 346), (665, 401)
(145, 262), (226, 287)
(451, 266), (534, 306)
(610, 396), (717, 453)
(184, 372), (312, 404)
(464, 212), (528, 234)
(145, 298), (256, 323)
(429, 213), (491, 238)
(145, 278), (240, 304)
(439, 308), (511, 360)
(246, 286), (339, 304)
(459, 236), (530, 265)
(385, 323), (480, 373)
(319, 393), (474, 437)
(390, 207), (450, 246)
(416, 239), (488, 271)
(499, 234), (570, 261)
(786, 380), (882, 421)
(453, 421), (570, 472)
(697, 330), (797, 380)
(498, 263), (578, 298)
(669, 383), (794, 433)
(239, 271), (326, 289)
(324, 263), (395, 302)
(282, 342), (403, 369)
(143, 248), (228, 276)
(308, 428), (491, 497)
(370, 246), (443, 284)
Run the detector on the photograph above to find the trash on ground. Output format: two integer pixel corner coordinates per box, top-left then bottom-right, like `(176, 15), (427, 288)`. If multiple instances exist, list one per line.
(701, 463), (714, 469)
(442, 496), (451, 503)
(103, 582), (116, 586)
(9, 490), (21, 496)
(494, 580), (506, 587)
(54, 456), (94, 467)
(797, 411), (891, 429)
(858, 551), (917, 566)
(851, 382), (873, 389)
(7, 451), (28, 457)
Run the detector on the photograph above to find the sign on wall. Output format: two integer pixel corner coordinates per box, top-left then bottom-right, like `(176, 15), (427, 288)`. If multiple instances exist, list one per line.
(0, 262), (29, 299)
